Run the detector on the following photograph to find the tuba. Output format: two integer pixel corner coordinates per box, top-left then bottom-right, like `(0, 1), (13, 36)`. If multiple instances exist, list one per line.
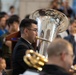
(23, 9), (69, 71)
(30, 9), (69, 57)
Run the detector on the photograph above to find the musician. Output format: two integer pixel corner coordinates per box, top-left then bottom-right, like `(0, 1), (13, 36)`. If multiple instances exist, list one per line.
(12, 19), (38, 75)
(0, 13), (8, 50)
(2, 15), (20, 69)
(42, 38), (74, 75)
(64, 20), (76, 65)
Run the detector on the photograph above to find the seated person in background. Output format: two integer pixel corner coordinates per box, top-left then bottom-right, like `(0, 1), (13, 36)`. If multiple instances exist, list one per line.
(8, 6), (16, 16)
(0, 57), (7, 75)
(12, 19), (38, 75)
(2, 15), (20, 69)
(5, 15), (20, 49)
(0, 12), (8, 50)
(42, 38), (74, 75)
(0, 12), (9, 20)
(64, 20), (76, 65)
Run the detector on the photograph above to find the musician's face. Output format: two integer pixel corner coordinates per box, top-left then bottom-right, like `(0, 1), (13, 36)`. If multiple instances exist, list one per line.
(9, 22), (19, 32)
(62, 45), (74, 71)
(27, 23), (38, 43)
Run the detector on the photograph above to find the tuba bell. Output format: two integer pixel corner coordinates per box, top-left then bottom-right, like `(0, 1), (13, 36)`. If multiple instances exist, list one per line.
(23, 9), (69, 71)
(30, 9), (69, 57)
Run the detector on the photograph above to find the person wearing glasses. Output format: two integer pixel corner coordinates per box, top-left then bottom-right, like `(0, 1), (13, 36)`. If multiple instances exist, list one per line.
(12, 19), (38, 75)
(42, 38), (74, 75)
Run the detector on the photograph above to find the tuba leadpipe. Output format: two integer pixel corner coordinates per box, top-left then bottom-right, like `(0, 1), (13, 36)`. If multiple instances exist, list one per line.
(36, 36), (51, 43)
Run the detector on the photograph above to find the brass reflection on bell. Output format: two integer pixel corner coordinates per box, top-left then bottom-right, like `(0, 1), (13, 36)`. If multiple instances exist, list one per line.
(23, 50), (48, 71)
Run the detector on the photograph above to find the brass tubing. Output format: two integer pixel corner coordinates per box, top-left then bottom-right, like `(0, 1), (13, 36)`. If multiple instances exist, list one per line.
(36, 36), (51, 43)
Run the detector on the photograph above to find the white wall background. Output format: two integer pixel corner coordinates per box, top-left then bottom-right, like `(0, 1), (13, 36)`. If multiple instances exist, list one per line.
(1, 0), (20, 14)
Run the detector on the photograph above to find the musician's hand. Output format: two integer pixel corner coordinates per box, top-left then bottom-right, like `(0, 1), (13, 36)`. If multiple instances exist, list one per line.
(69, 69), (74, 73)
(73, 65), (76, 70)
(69, 65), (76, 74)
(5, 41), (12, 48)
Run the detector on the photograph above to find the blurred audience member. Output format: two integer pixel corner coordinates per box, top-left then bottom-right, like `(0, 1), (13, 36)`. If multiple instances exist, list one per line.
(8, 6), (16, 16)
(0, 12), (9, 20)
(0, 57), (7, 75)
(7, 15), (20, 33)
(0, 12), (8, 50)
(25, 14), (30, 19)
(64, 19), (76, 65)
(2, 15), (20, 69)
(58, 0), (75, 20)
(49, 0), (59, 10)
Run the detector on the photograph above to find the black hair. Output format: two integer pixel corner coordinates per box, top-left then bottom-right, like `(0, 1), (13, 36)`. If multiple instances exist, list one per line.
(20, 18), (37, 33)
(20, 18), (37, 28)
(0, 12), (8, 21)
(10, 15), (19, 19)
(7, 15), (20, 27)
(0, 11), (7, 16)
(25, 14), (30, 19)
(0, 15), (5, 20)
(10, 5), (15, 10)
